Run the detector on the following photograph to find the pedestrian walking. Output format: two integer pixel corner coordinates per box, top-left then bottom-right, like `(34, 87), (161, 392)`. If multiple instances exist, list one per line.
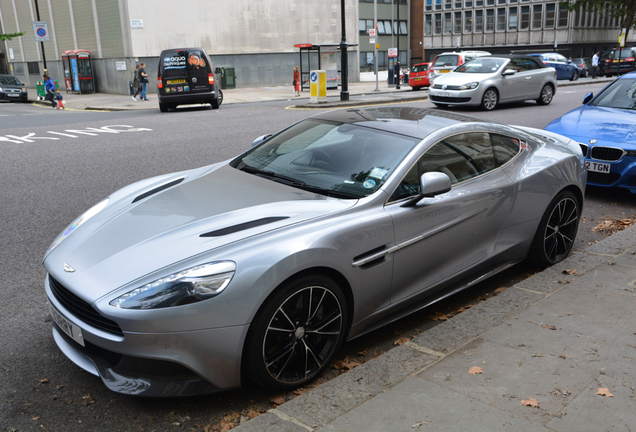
(44, 74), (57, 109)
(293, 65), (301, 97)
(139, 62), (149, 101)
(592, 52), (600, 79)
(55, 88), (65, 109)
(132, 64), (142, 101)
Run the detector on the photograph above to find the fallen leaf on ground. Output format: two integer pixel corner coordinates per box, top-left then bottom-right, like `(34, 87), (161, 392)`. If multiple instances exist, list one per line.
(562, 269), (578, 275)
(357, 348), (370, 356)
(39, 378), (49, 384)
(427, 311), (448, 321)
(394, 337), (411, 346)
(468, 366), (483, 375)
(245, 410), (261, 420)
(521, 397), (539, 407)
(532, 353), (543, 357)
(82, 393), (95, 405)
(593, 218), (636, 236)
(32, 417), (41, 420)
(331, 356), (362, 370)
(596, 388), (614, 398)
(269, 395), (286, 405)
(542, 325), (557, 330)
(494, 287), (507, 295)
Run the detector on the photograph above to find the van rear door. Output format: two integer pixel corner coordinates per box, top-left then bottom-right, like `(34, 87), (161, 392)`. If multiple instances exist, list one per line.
(160, 49), (212, 95)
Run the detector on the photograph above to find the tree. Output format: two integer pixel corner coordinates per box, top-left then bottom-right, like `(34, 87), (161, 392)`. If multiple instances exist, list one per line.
(0, 32), (25, 41)
(561, 0), (636, 41)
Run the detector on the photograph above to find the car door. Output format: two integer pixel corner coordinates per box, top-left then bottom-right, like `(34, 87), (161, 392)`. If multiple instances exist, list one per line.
(500, 59), (536, 101)
(384, 132), (514, 304)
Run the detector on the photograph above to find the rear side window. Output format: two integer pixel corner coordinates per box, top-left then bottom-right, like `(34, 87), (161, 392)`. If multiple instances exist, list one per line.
(434, 55), (459, 67)
(491, 134), (520, 166)
(161, 50), (209, 75)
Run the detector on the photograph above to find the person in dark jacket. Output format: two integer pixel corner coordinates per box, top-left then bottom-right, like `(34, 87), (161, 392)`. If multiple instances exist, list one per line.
(132, 64), (142, 101)
(44, 74), (57, 109)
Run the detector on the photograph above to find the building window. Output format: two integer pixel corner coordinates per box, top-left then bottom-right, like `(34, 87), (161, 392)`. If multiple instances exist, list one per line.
(436, 0), (442, 10)
(444, 12), (452, 33)
(455, 12), (462, 32)
(445, 0), (452, 9)
(435, 13), (442, 33)
(509, 0), (517, 3)
(586, 11), (591, 27)
(487, 0), (494, 5)
(426, 15), (433, 35)
(360, 52), (373, 70)
(377, 21), (386, 34)
(592, 11), (598, 26)
(384, 20), (392, 34)
(521, 5), (530, 29)
(27, 62), (40, 75)
(359, 19), (374, 33)
(465, 10), (473, 32)
(574, 7), (580, 26)
(455, 0), (462, 8)
(497, 8), (506, 30)
(392, 20), (408, 34)
(545, 3), (555, 28)
(558, 5), (568, 27)
(509, 7), (518, 30)
(532, 4), (542, 29)
(465, 0), (473, 7)
(475, 10), (484, 31)
(486, 9), (494, 31)
(426, 0), (433, 11)
(498, 0), (505, 4)
(475, 0), (483, 5)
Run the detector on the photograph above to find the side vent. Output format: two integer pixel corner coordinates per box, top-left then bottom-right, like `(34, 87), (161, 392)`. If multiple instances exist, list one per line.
(132, 178), (184, 203)
(200, 217), (289, 238)
(352, 245), (388, 269)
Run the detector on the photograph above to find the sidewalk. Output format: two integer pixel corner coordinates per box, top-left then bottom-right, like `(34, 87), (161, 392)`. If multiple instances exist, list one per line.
(232, 225), (636, 432)
(30, 76), (614, 111)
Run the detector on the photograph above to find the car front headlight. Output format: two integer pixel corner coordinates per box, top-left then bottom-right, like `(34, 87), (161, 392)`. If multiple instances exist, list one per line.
(109, 261), (236, 310)
(44, 198), (109, 258)
(460, 82), (479, 90)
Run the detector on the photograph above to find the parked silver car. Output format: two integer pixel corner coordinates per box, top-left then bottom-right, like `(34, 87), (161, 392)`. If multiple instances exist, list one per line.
(428, 55), (558, 110)
(44, 107), (585, 397)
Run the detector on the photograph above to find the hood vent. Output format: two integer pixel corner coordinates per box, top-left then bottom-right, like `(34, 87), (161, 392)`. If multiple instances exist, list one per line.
(200, 217), (289, 238)
(132, 178), (185, 203)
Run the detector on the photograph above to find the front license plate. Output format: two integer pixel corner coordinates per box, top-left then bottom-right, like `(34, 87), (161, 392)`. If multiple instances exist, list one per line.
(586, 161), (611, 173)
(7, 93), (19, 97)
(166, 79), (186, 85)
(49, 302), (85, 346)
(437, 91), (452, 97)
(439, 69), (450, 73)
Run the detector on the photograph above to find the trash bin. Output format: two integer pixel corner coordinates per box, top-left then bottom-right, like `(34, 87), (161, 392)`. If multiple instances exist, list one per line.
(128, 81), (133, 96)
(222, 67), (236, 89)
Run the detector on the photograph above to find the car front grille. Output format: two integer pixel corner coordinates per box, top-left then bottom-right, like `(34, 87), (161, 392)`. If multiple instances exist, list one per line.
(429, 95), (471, 103)
(4, 89), (21, 95)
(587, 172), (621, 185)
(432, 84), (464, 90)
(591, 146), (624, 161)
(49, 275), (124, 336)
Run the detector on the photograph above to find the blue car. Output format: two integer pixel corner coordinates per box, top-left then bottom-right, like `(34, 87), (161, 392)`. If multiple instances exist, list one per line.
(528, 53), (579, 81)
(545, 72), (636, 193)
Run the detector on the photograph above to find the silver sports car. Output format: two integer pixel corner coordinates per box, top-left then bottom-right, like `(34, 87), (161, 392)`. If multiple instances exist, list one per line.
(44, 107), (585, 397)
(428, 55), (558, 110)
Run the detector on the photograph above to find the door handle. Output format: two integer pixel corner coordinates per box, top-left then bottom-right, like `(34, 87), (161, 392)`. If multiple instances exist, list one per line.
(491, 190), (505, 200)
(525, 77), (532, 80)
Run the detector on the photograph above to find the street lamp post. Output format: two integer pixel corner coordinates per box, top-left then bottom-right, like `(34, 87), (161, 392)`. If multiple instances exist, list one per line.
(395, 0), (400, 90)
(340, 0), (349, 101)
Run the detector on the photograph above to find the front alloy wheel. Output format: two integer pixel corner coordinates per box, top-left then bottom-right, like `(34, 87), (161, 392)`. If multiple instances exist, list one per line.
(481, 89), (498, 110)
(245, 275), (347, 390)
(537, 84), (554, 105)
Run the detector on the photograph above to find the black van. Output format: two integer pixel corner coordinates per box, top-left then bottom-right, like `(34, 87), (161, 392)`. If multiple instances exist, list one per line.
(157, 48), (222, 112)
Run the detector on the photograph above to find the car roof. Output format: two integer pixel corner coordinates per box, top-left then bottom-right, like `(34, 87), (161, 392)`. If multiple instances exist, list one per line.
(308, 107), (490, 140)
(474, 54), (548, 68)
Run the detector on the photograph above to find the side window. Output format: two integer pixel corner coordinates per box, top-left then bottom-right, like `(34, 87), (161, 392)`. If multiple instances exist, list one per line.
(491, 134), (521, 165)
(390, 133), (497, 201)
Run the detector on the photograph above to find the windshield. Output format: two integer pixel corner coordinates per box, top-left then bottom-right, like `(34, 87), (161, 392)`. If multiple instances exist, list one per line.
(609, 49), (635, 60)
(591, 78), (636, 110)
(433, 55), (459, 68)
(0, 76), (21, 85)
(231, 120), (420, 199)
(411, 64), (429, 72)
(455, 58), (505, 73)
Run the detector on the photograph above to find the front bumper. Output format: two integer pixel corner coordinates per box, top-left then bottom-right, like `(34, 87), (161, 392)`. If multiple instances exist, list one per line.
(0, 91), (28, 101)
(46, 276), (249, 396)
(585, 155), (636, 193)
(428, 87), (479, 106)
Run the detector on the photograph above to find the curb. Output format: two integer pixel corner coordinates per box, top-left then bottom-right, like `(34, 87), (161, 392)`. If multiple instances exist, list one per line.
(231, 224), (636, 431)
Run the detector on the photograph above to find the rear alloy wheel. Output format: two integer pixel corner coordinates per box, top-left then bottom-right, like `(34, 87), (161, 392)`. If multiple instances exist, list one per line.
(536, 84), (554, 105)
(481, 88), (498, 110)
(529, 190), (580, 268)
(245, 274), (347, 390)
(570, 70), (579, 81)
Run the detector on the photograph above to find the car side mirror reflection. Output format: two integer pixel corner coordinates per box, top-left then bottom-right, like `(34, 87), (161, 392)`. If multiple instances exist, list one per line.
(583, 92), (593, 105)
(252, 134), (272, 147)
(400, 172), (452, 208)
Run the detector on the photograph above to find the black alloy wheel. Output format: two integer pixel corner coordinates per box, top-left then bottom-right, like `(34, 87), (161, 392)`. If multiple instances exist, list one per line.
(481, 88), (498, 111)
(529, 190), (580, 268)
(245, 274), (347, 390)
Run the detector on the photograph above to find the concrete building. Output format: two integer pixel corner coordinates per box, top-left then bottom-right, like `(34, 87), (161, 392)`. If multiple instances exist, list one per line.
(0, 0), (359, 93)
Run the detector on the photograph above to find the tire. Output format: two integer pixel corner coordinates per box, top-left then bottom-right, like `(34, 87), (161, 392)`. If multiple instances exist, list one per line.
(211, 89), (223, 109)
(159, 103), (168, 112)
(412, 86), (420, 91)
(570, 70), (579, 81)
(528, 190), (580, 268)
(536, 84), (554, 105)
(481, 88), (498, 111)
(244, 274), (348, 391)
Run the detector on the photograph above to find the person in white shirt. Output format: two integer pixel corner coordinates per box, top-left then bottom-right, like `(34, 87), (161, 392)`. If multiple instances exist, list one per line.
(592, 52), (600, 79)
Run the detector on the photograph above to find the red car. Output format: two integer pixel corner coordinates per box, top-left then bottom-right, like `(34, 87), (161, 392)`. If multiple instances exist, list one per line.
(408, 63), (431, 90)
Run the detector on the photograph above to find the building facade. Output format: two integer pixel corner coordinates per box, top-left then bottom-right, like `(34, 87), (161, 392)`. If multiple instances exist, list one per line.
(0, 0), (360, 93)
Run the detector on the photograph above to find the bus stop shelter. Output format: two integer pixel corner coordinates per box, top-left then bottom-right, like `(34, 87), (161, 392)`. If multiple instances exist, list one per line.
(294, 43), (357, 91)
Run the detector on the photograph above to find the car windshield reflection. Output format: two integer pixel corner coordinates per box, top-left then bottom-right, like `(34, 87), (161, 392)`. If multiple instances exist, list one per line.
(231, 120), (420, 199)
(592, 78), (636, 110)
(455, 59), (506, 74)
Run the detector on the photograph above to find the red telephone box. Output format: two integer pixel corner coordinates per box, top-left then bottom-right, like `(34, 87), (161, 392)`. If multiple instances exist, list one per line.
(61, 50), (94, 94)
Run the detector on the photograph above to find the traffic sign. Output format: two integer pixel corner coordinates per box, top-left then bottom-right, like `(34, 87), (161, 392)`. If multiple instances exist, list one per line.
(369, 29), (376, 37)
(32, 21), (50, 42)
(388, 48), (398, 58)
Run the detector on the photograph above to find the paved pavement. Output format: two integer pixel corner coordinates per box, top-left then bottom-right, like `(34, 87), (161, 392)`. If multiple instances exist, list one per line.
(28, 76), (614, 111)
(233, 225), (636, 432)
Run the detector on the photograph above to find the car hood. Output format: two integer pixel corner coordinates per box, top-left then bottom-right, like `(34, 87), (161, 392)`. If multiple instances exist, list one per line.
(45, 164), (356, 302)
(433, 71), (496, 85)
(546, 105), (636, 145)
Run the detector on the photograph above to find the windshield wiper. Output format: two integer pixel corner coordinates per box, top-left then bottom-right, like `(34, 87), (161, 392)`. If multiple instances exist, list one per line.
(238, 165), (359, 199)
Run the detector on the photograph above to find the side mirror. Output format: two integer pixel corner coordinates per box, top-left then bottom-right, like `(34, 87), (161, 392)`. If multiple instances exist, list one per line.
(583, 92), (593, 105)
(567, 59), (573, 63)
(400, 172), (452, 207)
(252, 134), (272, 147)
(502, 70), (516, 76)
